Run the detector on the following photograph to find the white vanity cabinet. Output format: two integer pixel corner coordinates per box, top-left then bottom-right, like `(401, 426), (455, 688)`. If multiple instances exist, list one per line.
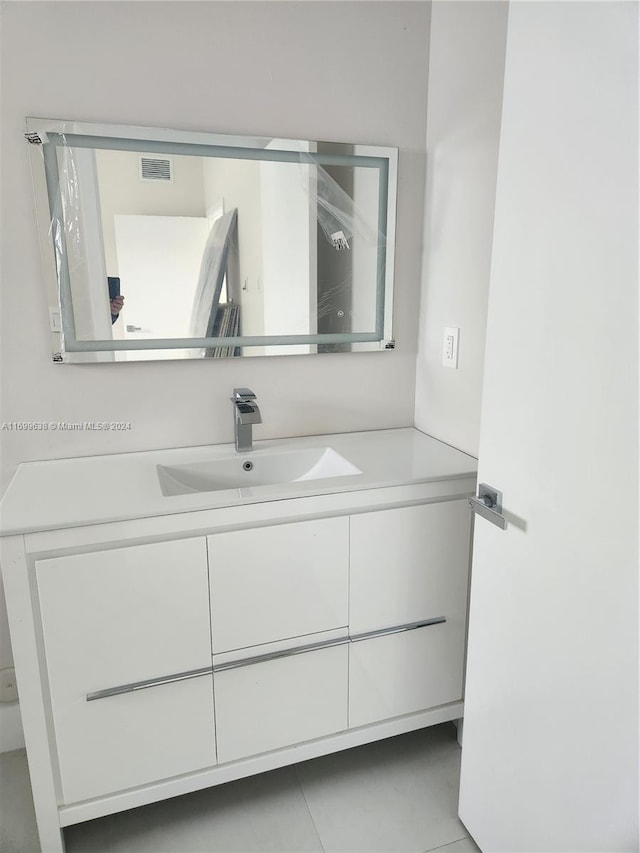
(0, 429), (477, 853)
(35, 538), (217, 803)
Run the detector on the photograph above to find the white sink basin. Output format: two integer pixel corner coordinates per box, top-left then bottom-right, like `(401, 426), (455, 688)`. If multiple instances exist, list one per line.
(157, 446), (362, 496)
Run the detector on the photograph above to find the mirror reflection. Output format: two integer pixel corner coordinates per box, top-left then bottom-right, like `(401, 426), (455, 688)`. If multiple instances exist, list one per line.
(28, 120), (397, 361)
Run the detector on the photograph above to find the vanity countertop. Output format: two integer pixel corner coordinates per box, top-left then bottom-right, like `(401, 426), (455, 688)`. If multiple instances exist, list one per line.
(0, 428), (477, 535)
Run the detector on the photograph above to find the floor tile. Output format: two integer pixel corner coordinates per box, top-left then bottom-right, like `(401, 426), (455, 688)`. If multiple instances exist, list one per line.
(296, 723), (468, 853)
(0, 749), (41, 853)
(1, 725), (472, 853)
(65, 766), (323, 853)
(428, 837), (481, 853)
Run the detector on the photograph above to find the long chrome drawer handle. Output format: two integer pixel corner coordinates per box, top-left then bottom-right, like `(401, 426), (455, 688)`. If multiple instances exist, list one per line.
(349, 617), (446, 643)
(214, 619), (446, 672)
(86, 666), (213, 702)
(213, 634), (350, 673)
(87, 619), (448, 696)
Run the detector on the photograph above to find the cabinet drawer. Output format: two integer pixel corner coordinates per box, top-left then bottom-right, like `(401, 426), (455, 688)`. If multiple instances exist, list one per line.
(350, 501), (471, 635)
(348, 619), (466, 729)
(36, 538), (216, 802)
(209, 517), (349, 652)
(54, 675), (216, 804)
(215, 643), (348, 763)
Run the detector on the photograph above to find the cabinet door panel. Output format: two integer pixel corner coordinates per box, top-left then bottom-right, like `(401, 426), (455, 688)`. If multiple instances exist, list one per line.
(53, 676), (215, 803)
(36, 538), (216, 803)
(349, 620), (465, 728)
(350, 501), (471, 635)
(215, 644), (348, 763)
(209, 518), (349, 652)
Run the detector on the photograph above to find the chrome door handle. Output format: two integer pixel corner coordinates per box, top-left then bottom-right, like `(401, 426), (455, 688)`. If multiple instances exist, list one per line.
(468, 483), (507, 530)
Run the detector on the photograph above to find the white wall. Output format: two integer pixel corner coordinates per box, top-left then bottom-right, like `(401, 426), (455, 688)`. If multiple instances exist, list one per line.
(415, 1), (508, 457)
(0, 1), (429, 485)
(0, 1), (430, 747)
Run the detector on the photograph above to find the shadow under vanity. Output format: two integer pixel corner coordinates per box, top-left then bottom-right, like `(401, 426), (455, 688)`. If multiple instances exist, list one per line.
(0, 427), (476, 853)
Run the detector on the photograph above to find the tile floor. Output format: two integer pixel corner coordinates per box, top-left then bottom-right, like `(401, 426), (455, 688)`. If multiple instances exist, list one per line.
(0, 723), (481, 853)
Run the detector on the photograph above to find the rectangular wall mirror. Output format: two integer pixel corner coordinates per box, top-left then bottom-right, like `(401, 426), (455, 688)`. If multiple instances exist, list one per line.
(26, 118), (397, 362)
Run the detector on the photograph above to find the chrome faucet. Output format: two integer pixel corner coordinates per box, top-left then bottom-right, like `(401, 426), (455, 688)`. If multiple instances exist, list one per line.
(231, 388), (262, 452)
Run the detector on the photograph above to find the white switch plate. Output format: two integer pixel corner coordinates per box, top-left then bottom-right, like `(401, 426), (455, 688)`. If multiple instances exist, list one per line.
(442, 326), (459, 368)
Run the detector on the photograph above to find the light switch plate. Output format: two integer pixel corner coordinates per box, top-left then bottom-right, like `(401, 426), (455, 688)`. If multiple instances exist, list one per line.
(442, 326), (459, 368)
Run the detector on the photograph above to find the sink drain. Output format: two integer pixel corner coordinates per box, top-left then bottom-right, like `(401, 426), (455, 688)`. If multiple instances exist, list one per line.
(242, 460), (254, 472)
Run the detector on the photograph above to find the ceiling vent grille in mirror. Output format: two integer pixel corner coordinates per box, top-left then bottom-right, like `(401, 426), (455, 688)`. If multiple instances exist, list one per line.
(139, 156), (173, 182)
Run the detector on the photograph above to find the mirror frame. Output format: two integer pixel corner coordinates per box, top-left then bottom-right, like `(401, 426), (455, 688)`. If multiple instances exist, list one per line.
(26, 118), (398, 363)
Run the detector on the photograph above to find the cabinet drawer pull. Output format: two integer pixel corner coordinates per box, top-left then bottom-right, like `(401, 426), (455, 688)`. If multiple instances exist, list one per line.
(213, 620), (446, 672)
(349, 617), (446, 643)
(87, 621), (446, 696)
(86, 666), (213, 702)
(213, 634), (350, 673)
